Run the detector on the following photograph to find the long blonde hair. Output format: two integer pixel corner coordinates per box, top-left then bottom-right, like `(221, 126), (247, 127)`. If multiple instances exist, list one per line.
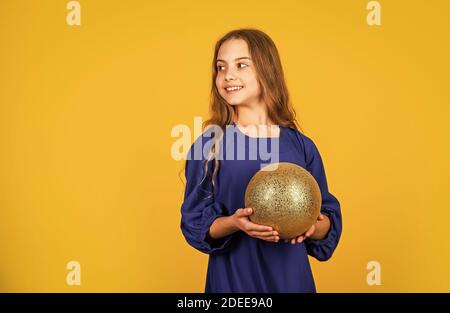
(182, 28), (302, 194)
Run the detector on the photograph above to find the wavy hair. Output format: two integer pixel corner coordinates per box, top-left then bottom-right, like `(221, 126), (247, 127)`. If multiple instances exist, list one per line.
(181, 28), (303, 195)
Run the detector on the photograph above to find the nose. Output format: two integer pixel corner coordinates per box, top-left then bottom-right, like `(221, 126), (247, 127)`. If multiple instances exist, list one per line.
(225, 68), (236, 81)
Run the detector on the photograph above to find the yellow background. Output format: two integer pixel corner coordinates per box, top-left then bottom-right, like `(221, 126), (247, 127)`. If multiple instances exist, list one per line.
(1, 0), (449, 292)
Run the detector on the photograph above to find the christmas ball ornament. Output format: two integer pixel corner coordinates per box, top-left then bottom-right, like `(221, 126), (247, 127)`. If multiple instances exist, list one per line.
(244, 162), (322, 239)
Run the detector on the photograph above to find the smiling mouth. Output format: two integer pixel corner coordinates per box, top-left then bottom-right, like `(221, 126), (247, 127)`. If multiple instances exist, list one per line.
(225, 86), (244, 93)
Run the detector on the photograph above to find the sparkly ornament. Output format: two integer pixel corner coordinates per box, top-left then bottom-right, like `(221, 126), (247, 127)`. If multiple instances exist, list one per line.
(244, 162), (322, 239)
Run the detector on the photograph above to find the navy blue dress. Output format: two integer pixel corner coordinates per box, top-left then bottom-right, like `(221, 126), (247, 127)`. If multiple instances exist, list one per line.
(180, 123), (342, 293)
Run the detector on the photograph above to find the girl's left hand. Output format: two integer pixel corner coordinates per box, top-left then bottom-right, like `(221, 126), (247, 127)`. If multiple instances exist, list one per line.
(284, 213), (325, 245)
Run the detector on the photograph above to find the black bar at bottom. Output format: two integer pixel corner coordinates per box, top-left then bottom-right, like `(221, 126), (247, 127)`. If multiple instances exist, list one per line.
(0, 293), (449, 311)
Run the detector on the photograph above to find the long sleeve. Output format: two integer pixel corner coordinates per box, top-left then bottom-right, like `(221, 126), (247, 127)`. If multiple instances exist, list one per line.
(295, 132), (343, 261)
(180, 142), (236, 255)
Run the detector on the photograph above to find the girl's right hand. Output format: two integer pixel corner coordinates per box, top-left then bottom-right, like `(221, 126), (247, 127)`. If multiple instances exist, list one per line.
(231, 208), (279, 242)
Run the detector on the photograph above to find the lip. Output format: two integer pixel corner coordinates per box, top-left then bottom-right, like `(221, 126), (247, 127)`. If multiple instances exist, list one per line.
(224, 85), (244, 93)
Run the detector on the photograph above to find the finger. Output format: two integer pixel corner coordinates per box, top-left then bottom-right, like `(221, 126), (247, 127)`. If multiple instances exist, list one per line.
(255, 235), (279, 242)
(297, 236), (305, 244)
(291, 238), (296, 244)
(250, 230), (278, 237)
(305, 226), (315, 237)
(236, 208), (253, 217)
(234, 208), (245, 217)
(245, 222), (273, 232)
(318, 213), (325, 221)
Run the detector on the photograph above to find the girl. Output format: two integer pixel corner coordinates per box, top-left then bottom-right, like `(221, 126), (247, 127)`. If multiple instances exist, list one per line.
(180, 29), (342, 293)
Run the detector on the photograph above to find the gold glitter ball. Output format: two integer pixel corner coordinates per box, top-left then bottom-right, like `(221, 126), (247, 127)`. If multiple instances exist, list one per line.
(244, 162), (322, 240)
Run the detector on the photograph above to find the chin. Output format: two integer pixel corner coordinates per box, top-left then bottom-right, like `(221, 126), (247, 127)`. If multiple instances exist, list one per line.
(226, 95), (249, 105)
(227, 99), (244, 106)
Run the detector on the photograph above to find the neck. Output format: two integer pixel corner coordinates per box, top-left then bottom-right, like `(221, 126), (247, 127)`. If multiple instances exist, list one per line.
(232, 101), (273, 126)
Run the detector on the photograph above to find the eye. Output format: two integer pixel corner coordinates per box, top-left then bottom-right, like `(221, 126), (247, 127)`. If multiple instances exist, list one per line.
(238, 63), (248, 69)
(217, 65), (225, 71)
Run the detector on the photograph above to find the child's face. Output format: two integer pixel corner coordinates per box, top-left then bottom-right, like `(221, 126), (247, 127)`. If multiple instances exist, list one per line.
(215, 39), (261, 107)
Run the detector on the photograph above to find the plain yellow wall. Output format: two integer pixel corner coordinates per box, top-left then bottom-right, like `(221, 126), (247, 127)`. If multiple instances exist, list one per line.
(1, 0), (449, 292)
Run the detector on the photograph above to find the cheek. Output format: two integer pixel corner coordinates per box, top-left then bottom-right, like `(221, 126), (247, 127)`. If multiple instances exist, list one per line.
(242, 71), (258, 87)
(215, 75), (223, 90)
(244, 75), (260, 93)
